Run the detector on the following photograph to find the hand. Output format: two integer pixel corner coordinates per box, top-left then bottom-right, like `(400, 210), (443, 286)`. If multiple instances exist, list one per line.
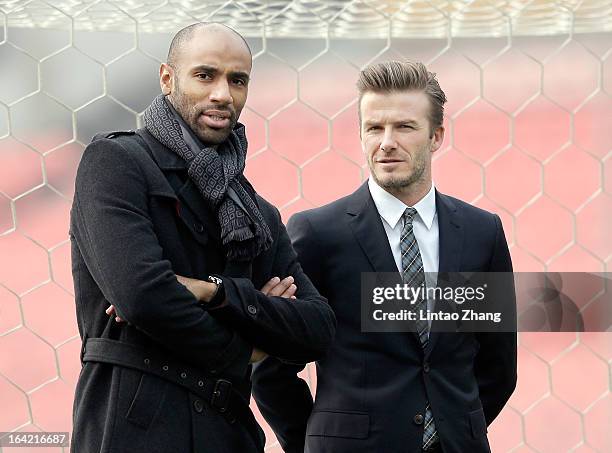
(105, 305), (127, 324)
(246, 277), (296, 363)
(176, 274), (217, 303)
(260, 276), (297, 299)
(249, 347), (268, 364)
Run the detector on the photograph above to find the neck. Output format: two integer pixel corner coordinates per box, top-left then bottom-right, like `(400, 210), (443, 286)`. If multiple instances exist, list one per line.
(384, 178), (432, 207)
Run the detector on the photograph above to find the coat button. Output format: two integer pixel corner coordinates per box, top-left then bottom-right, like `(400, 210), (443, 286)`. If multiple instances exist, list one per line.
(423, 362), (430, 373)
(193, 399), (204, 413)
(194, 223), (204, 233)
(414, 414), (424, 425)
(247, 305), (257, 315)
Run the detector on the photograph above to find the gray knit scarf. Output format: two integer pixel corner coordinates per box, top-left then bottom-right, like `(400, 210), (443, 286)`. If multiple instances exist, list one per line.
(143, 94), (272, 261)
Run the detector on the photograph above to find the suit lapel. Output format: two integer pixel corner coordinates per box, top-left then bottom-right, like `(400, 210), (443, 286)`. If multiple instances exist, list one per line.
(426, 191), (464, 356)
(346, 182), (398, 274)
(436, 191), (463, 274)
(346, 184), (426, 350)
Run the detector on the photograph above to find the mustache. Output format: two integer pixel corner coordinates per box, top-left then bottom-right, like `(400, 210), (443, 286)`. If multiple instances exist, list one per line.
(194, 104), (235, 117)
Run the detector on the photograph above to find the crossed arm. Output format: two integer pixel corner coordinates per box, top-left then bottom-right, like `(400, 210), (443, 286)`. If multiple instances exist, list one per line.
(107, 275), (299, 364)
(73, 138), (335, 374)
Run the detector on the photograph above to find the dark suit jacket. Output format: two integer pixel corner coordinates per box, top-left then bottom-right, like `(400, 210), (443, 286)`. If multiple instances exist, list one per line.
(252, 182), (517, 453)
(69, 129), (336, 453)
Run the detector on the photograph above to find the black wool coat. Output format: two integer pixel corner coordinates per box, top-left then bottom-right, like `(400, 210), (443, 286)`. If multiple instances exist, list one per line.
(69, 128), (336, 453)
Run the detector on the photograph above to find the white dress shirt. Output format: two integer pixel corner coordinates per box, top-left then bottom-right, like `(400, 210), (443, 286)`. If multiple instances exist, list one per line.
(368, 178), (439, 324)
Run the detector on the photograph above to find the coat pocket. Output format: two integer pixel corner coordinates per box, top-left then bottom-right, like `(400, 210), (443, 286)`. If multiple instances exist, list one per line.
(125, 372), (168, 430)
(306, 410), (370, 439)
(468, 407), (488, 439)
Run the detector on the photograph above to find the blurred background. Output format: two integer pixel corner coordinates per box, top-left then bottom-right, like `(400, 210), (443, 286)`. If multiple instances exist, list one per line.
(0, 1), (610, 452)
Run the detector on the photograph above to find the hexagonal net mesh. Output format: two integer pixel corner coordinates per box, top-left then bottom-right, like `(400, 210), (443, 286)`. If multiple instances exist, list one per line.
(0, 1), (610, 452)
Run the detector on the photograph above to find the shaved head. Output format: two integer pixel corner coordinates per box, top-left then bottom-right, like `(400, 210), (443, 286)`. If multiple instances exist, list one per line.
(167, 22), (251, 70)
(159, 21), (252, 145)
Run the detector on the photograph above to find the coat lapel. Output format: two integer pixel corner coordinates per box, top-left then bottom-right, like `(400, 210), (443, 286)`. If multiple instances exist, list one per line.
(177, 179), (222, 242)
(138, 128), (220, 244)
(425, 190), (464, 356)
(137, 128), (252, 279)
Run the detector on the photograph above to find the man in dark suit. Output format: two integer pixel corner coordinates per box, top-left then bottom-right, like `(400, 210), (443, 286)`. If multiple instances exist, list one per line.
(69, 23), (335, 453)
(252, 61), (517, 453)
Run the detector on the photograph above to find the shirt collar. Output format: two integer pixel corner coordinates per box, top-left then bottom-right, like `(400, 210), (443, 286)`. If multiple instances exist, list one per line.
(368, 178), (437, 230)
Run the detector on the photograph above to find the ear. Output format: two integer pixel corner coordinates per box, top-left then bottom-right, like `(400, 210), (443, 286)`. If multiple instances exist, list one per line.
(160, 63), (174, 95)
(431, 125), (445, 153)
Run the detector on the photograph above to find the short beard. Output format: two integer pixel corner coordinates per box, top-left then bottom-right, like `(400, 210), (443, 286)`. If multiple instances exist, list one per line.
(373, 166), (425, 191)
(167, 78), (237, 146)
(370, 143), (429, 192)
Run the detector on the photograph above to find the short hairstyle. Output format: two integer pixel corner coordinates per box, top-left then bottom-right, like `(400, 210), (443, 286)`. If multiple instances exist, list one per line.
(167, 22), (252, 70)
(356, 61), (447, 135)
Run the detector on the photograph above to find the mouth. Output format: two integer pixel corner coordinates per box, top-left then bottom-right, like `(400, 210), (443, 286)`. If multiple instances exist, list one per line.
(200, 110), (232, 129)
(374, 158), (406, 173)
(377, 159), (403, 165)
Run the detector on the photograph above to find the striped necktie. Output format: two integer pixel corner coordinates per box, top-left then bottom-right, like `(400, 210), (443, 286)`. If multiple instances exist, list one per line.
(400, 207), (438, 451)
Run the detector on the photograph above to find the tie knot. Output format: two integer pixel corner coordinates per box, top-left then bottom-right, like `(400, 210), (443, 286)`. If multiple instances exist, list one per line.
(403, 207), (418, 224)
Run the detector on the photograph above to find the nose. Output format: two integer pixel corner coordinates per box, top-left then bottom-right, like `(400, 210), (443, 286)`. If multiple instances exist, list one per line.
(209, 79), (232, 104)
(379, 128), (397, 152)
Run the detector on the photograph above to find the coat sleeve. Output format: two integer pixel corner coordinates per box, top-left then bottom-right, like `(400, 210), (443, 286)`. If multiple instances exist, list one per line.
(251, 211), (323, 453)
(208, 207), (336, 364)
(71, 138), (251, 375)
(474, 214), (518, 424)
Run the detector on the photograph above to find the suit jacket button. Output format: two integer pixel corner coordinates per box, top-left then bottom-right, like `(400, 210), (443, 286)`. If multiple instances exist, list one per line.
(423, 362), (430, 373)
(194, 223), (204, 233)
(247, 305), (257, 315)
(414, 414), (424, 425)
(193, 399), (204, 413)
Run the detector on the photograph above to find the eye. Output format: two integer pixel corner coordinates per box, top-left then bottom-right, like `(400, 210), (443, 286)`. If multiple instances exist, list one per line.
(196, 72), (213, 80)
(232, 78), (246, 86)
(367, 125), (381, 132)
(399, 124), (414, 129)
